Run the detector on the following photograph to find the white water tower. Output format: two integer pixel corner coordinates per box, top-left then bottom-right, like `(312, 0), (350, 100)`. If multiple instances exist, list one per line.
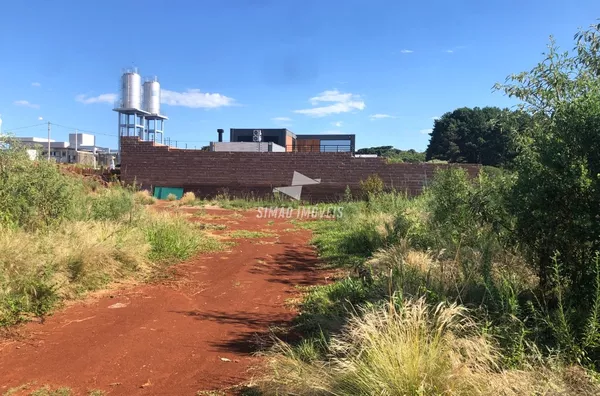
(120, 69), (142, 109)
(143, 76), (161, 115)
(113, 68), (168, 151)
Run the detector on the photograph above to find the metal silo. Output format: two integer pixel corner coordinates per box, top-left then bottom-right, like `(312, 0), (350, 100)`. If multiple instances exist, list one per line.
(120, 69), (142, 109)
(142, 76), (161, 114)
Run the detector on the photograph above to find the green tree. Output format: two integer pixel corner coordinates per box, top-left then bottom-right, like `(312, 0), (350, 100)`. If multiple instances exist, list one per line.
(425, 107), (531, 166)
(495, 23), (600, 293)
(355, 146), (425, 163)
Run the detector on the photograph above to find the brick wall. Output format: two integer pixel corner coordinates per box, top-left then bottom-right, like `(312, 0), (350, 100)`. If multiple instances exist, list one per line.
(121, 137), (480, 201)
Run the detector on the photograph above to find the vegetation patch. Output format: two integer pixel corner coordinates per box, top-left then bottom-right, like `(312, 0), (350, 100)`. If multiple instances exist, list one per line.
(227, 230), (275, 239)
(0, 140), (222, 327)
(258, 23), (600, 390)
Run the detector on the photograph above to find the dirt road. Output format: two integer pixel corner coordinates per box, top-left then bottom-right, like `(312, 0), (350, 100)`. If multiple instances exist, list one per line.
(0, 207), (325, 395)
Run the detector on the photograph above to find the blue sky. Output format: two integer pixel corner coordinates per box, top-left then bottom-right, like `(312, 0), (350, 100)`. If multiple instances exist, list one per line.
(0, 0), (598, 151)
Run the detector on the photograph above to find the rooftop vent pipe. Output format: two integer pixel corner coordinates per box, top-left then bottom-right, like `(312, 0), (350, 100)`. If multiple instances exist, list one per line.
(217, 128), (224, 142)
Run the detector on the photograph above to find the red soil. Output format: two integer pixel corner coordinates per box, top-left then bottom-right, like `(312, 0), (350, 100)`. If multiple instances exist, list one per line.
(0, 207), (327, 395)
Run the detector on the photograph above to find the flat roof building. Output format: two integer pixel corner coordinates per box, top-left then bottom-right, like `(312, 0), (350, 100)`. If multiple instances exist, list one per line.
(228, 128), (355, 153)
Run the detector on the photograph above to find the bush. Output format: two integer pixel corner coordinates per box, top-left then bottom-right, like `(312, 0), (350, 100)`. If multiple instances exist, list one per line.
(0, 144), (83, 229)
(134, 190), (156, 205)
(180, 191), (196, 205)
(166, 193), (177, 201)
(359, 174), (384, 197)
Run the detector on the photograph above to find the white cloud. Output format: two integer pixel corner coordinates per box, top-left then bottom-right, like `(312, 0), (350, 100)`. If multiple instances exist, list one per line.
(161, 89), (235, 108)
(445, 49), (454, 54)
(76, 93), (117, 104)
(400, 49), (414, 54)
(331, 121), (343, 127)
(14, 100), (40, 109)
(294, 89), (365, 117)
(31, 82), (41, 87)
(420, 129), (432, 135)
(38, 116), (43, 120)
(369, 113), (395, 120)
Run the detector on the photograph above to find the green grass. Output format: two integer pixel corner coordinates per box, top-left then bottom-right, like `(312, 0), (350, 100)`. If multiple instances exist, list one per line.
(2, 383), (34, 396)
(213, 194), (302, 210)
(227, 230), (274, 239)
(29, 386), (72, 396)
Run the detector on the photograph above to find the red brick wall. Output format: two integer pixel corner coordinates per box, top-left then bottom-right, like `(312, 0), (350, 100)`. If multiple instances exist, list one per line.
(120, 137), (480, 202)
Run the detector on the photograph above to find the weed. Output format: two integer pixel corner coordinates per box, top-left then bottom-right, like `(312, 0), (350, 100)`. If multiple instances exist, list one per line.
(29, 386), (72, 396)
(359, 174), (384, 197)
(227, 230), (274, 239)
(134, 190), (156, 205)
(180, 192), (197, 205)
(144, 212), (220, 262)
(194, 222), (227, 231)
(166, 193), (177, 201)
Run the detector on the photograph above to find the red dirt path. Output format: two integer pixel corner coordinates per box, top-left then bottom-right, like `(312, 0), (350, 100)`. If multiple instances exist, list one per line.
(0, 207), (326, 395)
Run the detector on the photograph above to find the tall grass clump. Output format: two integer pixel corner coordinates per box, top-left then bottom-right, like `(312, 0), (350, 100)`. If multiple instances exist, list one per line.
(261, 298), (597, 395)
(143, 212), (220, 262)
(0, 221), (150, 325)
(179, 191), (197, 205)
(134, 190), (156, 205)
(87, 186), (136, 221)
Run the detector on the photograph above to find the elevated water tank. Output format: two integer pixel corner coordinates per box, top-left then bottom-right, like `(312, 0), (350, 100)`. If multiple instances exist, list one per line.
(120, 69), (142, 109)
(143, 77), (161, 114)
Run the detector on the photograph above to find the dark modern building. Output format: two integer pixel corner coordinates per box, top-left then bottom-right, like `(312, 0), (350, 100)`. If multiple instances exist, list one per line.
(229, 128), (355, 152)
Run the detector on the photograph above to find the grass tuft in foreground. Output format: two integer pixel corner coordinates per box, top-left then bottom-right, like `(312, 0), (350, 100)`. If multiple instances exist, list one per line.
(259, 298), (599, 395)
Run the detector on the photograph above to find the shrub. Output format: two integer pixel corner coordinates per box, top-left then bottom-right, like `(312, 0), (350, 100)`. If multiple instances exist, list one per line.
(166, 193), (177, 202)
(180, 191), (196, 205)
(359, 174), (384, 197)
(343, 185), (353, 202)
(134, 190), (156, 205)
(0, 144), (83, 229)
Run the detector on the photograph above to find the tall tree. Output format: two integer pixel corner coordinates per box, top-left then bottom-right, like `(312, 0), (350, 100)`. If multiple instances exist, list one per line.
(496, 23), (600, 295)
(425, 107), (530, 166)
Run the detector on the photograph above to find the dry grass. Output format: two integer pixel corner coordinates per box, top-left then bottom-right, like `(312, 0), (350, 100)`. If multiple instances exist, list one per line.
(166, 193), (177, 202)
(258, 298), (600, 395)
(0, 220), (152, 323)
(0, 210), (221, 325)
(133, 190), (156, 205)
(180, 192), (197, 206)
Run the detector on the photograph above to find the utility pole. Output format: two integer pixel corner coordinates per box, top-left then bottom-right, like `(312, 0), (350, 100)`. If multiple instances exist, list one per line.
(47, 122), (51, 161)
(74, 129), (78, 165)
